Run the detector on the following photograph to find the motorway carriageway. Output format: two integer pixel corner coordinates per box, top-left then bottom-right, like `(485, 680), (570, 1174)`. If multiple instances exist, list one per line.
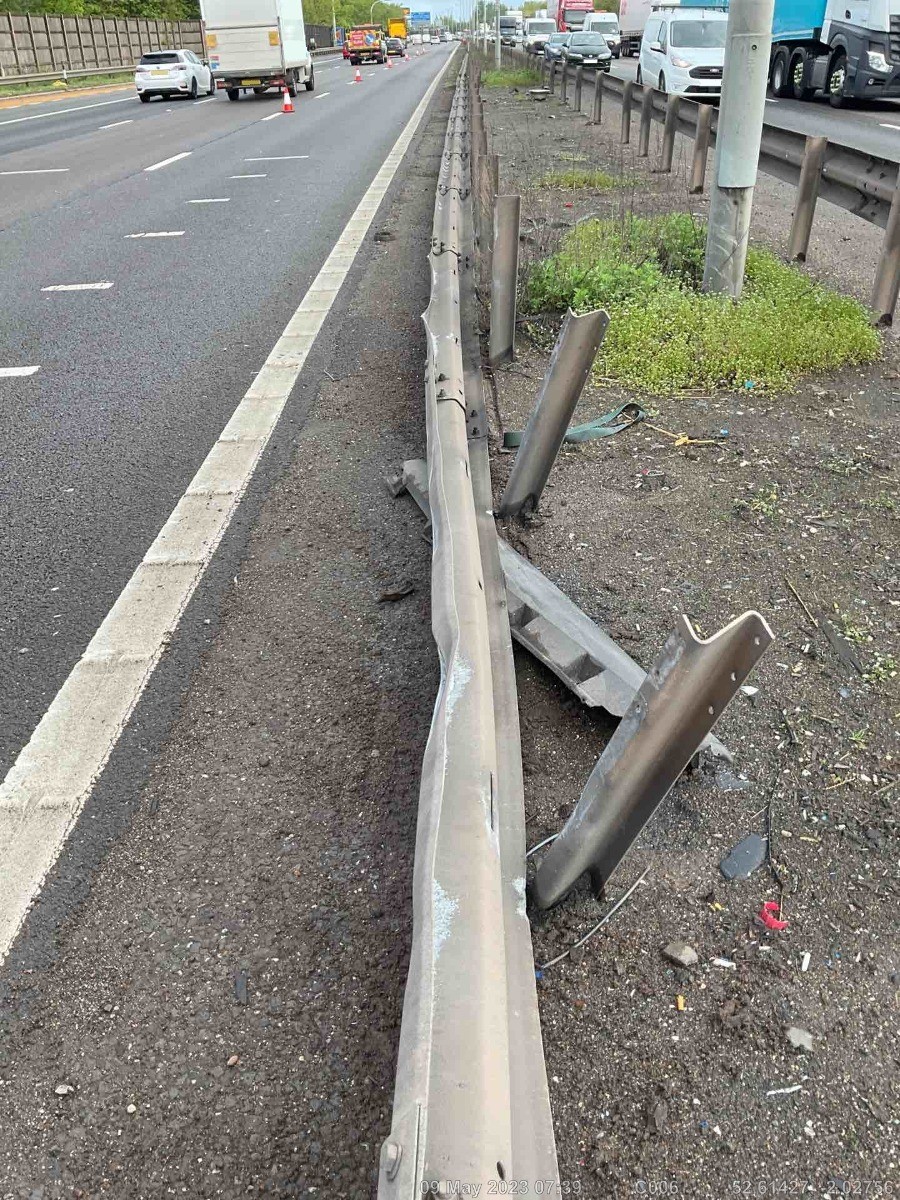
(0, 44), (455, 960)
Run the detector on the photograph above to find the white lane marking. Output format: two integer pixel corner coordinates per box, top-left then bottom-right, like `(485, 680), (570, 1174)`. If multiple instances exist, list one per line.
(194, 98), (215, 105)
(100, 119), (134, 130)
(260, 111), (282, 122)
(245, 155), (309, 161)
(144, 151), (192, 172)
(126, 231), (185, 238)
(187, 197), (230, 203)
(230, 173), (267, 178)
(0, 95), (133, 128)
(881, 122), (900, 130)
(0, 49), (454, 966)
(766, 98), (779, 104)
(41, 281), (114, 291)
(315, 91), (331, 99)
(0, 366), (40, 377)
(0, 168), (70, 175)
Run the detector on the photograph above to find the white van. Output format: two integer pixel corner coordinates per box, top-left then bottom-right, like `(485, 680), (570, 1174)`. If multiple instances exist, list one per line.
(636, 4), (727, 96)
(582, 11), (621, 56)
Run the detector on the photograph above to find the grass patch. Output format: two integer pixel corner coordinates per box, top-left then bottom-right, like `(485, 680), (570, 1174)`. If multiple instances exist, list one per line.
(0, 71), (134, 97)
(523, 213), (880, 392)
(540, 167), (621, 189)
(482, 67), (542, 88)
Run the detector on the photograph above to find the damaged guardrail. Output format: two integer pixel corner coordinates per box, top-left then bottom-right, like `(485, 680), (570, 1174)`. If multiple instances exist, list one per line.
(498, 46), (900, 322)
(378, 59), (559, 1197)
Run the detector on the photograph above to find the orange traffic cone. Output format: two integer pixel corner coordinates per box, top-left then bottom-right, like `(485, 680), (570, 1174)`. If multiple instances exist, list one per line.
(282, 87), (294, 113)
(353, 67), (362, 82)
(386, 55), (392, 67)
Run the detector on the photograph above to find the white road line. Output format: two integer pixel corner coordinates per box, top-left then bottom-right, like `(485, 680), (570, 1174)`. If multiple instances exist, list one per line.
(187, 197), (230, 203)
(245, 155), (309, 161)
(0, 366), (40, 377)
(125, 231), (185, 238)
(41, 281), (114, 292)
(260, 111), (282, 122)
(144, 151), (192, 172)
(230, 173), (267, 178)
(0, 168), (70, 175)
(0, 49), (454, 966)
(0, 95), (133, 128)
(881, 122), (900, 130)
(100, 119), (134, 129)
(194, 98), (215, 105)
(315, 91), (331, 98)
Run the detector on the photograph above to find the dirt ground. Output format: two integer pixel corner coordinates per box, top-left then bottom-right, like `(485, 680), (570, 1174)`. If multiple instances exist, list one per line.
(478, 67), (900, 1198)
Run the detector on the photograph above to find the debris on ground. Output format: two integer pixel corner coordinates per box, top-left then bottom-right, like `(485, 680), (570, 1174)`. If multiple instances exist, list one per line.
(719, 833), (767, 880)
(377, 581), (416, 603)
(786, 1026), (815, 1053)
(662, 940), (698, 968)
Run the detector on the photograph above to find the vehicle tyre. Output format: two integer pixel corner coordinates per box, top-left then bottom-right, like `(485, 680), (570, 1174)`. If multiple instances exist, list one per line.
(658, 71), (667, 93)
(789, 48), (813, 100)
(207, 74), (216, 96)
(827, 50), (847, 107)
(189, 76), (198, 100)
(287, 74), (298, 97)
(139, 93), (150, 103)
(226, 87), (240, 101)
(769, 46), (791, 96)
(305, 65), (315, 91)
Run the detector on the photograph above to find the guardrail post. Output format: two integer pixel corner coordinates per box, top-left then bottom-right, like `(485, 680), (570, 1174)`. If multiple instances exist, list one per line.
(787, 135), (827, 261)
(620, 80), (634, 144)
(574, 64), (583, 111)
(689, 104), (712, 194)
(497, 308), (609, 516)
(532, 611), (774, 910)
(560, 60), (568, 104)
(489, 195), (521, 366)
(638, 85), (653, 157)
(660, 93), (680, 172)
(871, 185), (900, 325)
(591, 71), (603, 124)
(548, 60), (556, 93)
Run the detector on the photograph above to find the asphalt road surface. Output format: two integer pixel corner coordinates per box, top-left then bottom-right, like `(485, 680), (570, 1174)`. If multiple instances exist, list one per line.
(0, 40), (457, 1198)
(609, 55), (900, 161)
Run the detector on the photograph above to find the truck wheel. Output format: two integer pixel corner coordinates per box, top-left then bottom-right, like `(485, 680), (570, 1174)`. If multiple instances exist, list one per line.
(769, 47), (791, 97)
(789, 49), (813, 100)
(287, 74), (298, 97)
(305, 66), (315, 91)
(827, 51), (847, 107)
(226, 87), (240, 101)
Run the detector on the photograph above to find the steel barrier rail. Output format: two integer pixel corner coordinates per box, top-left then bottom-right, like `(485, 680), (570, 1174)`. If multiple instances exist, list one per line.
(521, 48), (899, 230)
(379, 59), (558, 1197)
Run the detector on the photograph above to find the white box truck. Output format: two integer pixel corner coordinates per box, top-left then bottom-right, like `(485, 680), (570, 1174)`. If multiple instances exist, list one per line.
(201, 0), (315, 101)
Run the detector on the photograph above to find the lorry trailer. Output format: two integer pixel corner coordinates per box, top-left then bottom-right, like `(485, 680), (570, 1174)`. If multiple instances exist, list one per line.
(547, 0), (595, 33)
(201, 0), (314, 100)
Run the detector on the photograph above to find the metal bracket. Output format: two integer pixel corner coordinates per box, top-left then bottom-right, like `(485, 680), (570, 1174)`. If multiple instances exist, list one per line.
(532, 611), (774, 910)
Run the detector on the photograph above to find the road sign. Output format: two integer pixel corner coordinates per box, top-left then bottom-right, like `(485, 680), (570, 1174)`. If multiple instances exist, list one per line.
(409, 11), (431, 22)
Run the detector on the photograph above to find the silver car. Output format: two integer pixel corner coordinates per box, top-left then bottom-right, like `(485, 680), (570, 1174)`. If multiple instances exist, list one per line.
(135, 49), (216, 103)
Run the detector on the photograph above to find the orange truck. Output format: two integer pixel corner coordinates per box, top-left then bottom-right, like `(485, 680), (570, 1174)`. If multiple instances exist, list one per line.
(346, 24), (387, 64)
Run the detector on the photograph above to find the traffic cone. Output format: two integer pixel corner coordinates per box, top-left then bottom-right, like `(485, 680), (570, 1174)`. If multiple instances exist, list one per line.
(281, 87), (294, 113)
(353, 66), (362, 82)
(386, 55), (392, 68)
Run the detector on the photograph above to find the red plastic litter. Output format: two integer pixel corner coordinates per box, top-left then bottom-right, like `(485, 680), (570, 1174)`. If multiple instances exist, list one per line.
(758, 900), (788, 931)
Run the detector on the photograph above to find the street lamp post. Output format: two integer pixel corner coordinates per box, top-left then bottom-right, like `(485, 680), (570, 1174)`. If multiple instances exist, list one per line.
(370, 0), (387, 20)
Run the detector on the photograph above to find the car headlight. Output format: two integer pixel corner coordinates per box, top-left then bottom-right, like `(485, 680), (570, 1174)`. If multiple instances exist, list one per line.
(670, 54), (692, 68)
(867, 49), (889, 73)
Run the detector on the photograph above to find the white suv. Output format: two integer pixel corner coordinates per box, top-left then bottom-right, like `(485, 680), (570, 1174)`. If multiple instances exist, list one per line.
(636, 7), (728, 97)
(135, 49), (215, 103)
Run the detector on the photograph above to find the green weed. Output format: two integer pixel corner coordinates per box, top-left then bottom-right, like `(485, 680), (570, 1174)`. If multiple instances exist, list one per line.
(864, 654), (898, 685)
(0, 71), (133, 97)
(482, 67), (542, 88)
(523, 214), (880, 393)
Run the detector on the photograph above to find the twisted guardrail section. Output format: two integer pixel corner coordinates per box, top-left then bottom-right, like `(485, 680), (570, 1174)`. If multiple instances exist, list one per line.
(378, 59), (559, 1198)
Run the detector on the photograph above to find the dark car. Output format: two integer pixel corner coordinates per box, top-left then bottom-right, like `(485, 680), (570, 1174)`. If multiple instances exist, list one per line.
(562, 31), (612, 69)
(386, 37), (404, 55)
(543, 32), (572, 60)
